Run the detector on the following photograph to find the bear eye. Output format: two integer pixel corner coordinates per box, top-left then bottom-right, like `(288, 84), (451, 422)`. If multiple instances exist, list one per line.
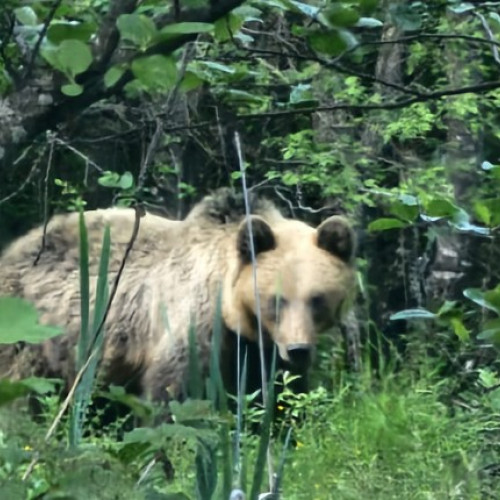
(309, 294), (330, 324)
(268, 295), (287, 319)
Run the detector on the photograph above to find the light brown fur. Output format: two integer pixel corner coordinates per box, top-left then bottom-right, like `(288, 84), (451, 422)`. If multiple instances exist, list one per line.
(0, 191), (356, 401)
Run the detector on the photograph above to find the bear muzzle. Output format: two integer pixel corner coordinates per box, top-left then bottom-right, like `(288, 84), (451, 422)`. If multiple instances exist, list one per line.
(285, 343), (313, 371)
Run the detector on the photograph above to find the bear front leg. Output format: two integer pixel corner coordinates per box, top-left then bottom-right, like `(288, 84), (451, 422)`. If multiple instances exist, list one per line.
(142, 343), (191, 404)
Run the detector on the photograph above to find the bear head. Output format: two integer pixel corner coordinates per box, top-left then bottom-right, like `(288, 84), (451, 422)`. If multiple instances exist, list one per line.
(223, 214), (356, 374)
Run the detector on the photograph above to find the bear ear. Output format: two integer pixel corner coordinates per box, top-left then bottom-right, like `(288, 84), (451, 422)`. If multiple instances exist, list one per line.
(237, 216), (276, 263)
(316, 216), (356, 263)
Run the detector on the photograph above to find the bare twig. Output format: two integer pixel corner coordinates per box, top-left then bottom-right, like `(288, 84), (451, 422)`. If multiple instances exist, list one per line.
(138, 118), (163, 188)
(33, 133), (55, 265)
(0, 144), (43, 205)
(54, 138), (105, 173)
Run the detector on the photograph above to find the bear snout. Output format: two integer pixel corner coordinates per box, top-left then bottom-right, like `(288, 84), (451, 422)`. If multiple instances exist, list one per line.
(285, 343), (313, 370)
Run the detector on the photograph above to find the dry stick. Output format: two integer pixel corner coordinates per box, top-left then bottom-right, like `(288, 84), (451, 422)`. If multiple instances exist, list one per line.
(0, 144), (42, 205)
(34, 133), (56, 265)
(54, 138), (105, 173)
(234, 132), (275, 493)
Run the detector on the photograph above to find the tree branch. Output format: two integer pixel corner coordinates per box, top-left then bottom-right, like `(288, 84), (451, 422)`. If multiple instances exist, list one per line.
(0, 0), (246, 166)
(235, 79), (500, 119)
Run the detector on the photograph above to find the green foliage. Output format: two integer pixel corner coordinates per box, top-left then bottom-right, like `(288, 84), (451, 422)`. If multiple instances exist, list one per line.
(281, 374), (497, 499)
(0, 297), (62, 344)
(69, 213), (111, 447)
(41, 39), (93, 96)
(464, 285), (500, 343)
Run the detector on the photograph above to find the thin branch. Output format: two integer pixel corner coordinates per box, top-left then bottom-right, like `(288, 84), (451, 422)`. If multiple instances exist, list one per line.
(233, 47), (423, 97)
(138, 118), (163, 188)
(33, 133), (55, 265)
(25, 0), (63, 80)
(235, 79), (500, 120)
(337, 32), (500, 60)
(53, 138), (105, 173)
(0, 144), (42, 205)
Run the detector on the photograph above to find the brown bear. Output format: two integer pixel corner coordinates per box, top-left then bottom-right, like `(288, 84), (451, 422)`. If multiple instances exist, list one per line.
(0, 189), (356, 405)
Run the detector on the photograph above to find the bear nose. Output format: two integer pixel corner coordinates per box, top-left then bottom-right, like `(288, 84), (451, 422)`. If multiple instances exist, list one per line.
(286, 344), (313, 370)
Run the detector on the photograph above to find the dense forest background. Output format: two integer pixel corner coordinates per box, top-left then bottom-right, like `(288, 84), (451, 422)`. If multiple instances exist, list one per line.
(1, 0), (500, 498)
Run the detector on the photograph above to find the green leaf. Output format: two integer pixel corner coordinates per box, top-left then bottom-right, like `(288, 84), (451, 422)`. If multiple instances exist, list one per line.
(286, 0), (320, 18)
(47, 21), (96, 43)
(356, 17), (383, 28)
(0, 378), (57, 406)
(474, 198), (500, 226)
(389, 199), (419, 222)
(160, 22), (213, 36)
(117, 14), (157, 50)
(448, 3), (475, 14)
(61, 83), (84, 96)
(424, 198), (459, 218)
(0, 297), (63, 343)
(221, 89), (268, 105)
(474, 200), (491, 226)
(104, 66), (126, 88)
(390, 309), (436, 321)
(450, 317), (470, 342)
(389, 3), (422, 31)
(323, 4), (360, 28)
(59, 39), (93, 78)
(179, 71), (204, 91)
(309, 27), (358, 56)
(368, 218), (408, 232)
(436, 300), (458, 318)
(198, 60), (235, 74)
(308, 30), (348, 56)
(214, 13), (244, 42)
(464, 288), (500, 315)
(290, 83), (314, 104)
(98, 171), (121, 188)
(477, 328), (500, 342)
(14, 7), (37, 26)
(477, 319), (500, 342)
(119, 172), (134, 190)
(132, 55), (178, 91)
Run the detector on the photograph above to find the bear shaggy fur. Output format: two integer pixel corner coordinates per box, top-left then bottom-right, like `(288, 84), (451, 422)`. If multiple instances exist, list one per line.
(0, 189), (356, 403)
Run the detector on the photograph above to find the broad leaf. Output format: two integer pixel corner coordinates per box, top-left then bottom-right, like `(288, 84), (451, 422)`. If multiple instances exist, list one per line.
(356, 17), (383, 28)
(117, 14), (157, 50)
(0, 297), (63, 343)
(464, 288), (500, 315)
(132, 55), (178, 91)
(14, 7), (37, 26)
(308, 29), (357, 56)
(160, 22), (213, 35)
(323, 4), (360, 28)
(368, 218), (408, 232)
(104, 66), (126, 88)
(47, 21), (96, 43)
(0, 378), (58, 406)
(58, 39), (92, 78)
(61, 83), (84, 96)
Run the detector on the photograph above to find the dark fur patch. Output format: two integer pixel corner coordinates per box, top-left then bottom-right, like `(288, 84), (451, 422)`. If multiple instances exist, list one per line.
(193, 188), (276, 224)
